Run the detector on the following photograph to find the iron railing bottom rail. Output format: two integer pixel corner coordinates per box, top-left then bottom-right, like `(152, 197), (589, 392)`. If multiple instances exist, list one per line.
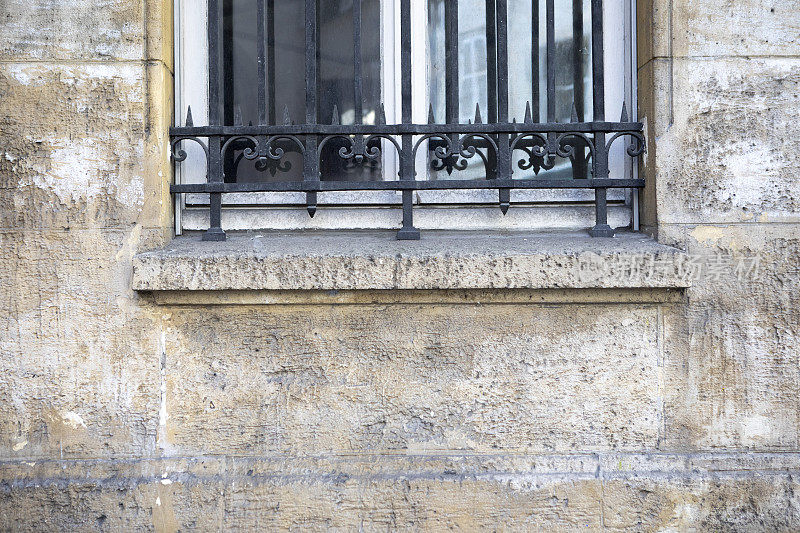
(172, 179), (644, 194)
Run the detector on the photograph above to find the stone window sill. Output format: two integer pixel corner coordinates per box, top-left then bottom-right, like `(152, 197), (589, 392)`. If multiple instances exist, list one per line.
(132, 231), (691, 298)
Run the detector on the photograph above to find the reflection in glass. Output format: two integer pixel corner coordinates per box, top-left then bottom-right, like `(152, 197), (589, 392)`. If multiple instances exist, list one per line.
(218, 0), (595, 184)
(428, 0), (593, 181)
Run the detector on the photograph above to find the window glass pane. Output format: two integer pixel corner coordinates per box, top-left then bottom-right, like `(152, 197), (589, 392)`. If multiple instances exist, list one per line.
(427, 0), (594, 181)
(427, 1), (446, 124)
(318, 0), (382, 182)
(220, 0), (382, 183)
(218, 1), (598, 185)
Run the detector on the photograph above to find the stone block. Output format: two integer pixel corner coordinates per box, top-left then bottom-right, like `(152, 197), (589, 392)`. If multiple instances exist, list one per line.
(0, 0), (146, 63)
(132, 232), (691, 291)
(3, 455), (800, 531)
(0, 61), (172, 231)
(160, 303), (663, 455)
(650, 58), (800, 225)
(0, 230), (162, 459)
(672, 0), (800, 59)
(638, 0), (800, 65)
(661, 224), (800, 450)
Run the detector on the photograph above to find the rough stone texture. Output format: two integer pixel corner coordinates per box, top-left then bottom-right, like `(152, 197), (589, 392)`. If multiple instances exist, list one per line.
(160, 303), (662, 455)
(0, 0), (172, 66)
(132, 231), (691, 291)
(655, 58), (800, 225)
(661, 224), (800, 451)
(3, 454), (800, 530)
(0, 453), (800, 531)
(1, 0), (799, 531)
(638, 0), (800, 63)
(0, 0), (145, 62)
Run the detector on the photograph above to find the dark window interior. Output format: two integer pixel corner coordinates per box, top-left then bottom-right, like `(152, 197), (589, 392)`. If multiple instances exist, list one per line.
(220, 0), (382, 183)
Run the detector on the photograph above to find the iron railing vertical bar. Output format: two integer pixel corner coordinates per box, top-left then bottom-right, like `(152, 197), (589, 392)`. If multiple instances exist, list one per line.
(484, 0), (498, 180)
(222, 0), (233, 125)
(207, 0), (221, 143)
(353, 0), (363, 125)
(589, 0), (613, 236)
(572, 0), (587, 178)
(444, 1), (459, 125)
(305, 0), (318, 127)
(398, 0), (419, 240)
(316, 5), (322, 119)
(495, 2), (508, 136)
(543, 0), (559, 177)
(401, 0), (412, 126)
(532, 0), (540, 122)
(485, 0), (498, 124)
(204, 0), (225, 241)
(572, 0), (585, 121)
(304, 0), (319, 217)
(495, 0), (511, 213)
(442, 0), (461, 183)
(352, 0), (365, 192)
(221, 0), (235, 182)
(545, 0), (556, 123)
(591, 0), (605, 122)
(256, 0), (267, 125)
(267, 0), (276, 124)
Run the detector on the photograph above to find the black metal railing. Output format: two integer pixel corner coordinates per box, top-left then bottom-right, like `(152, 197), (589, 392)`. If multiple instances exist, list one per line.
(171, 0), (645, 241)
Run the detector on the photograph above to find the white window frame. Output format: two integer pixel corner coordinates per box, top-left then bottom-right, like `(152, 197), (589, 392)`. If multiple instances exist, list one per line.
(174, 0), (638, 234)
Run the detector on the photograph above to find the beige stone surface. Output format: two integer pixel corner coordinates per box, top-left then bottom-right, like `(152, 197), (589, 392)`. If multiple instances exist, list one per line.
(671, 0), (800, 58)
(0, 230), (162, 459)
(0, 0), (146, 62)
(659, 223), (800, 450)
(159, 303), (663, 455)
(1, 0), (799, 529)
(3, 454), (800, 531)
(638, 0), (800, 66)
(0, 0), (173, 66)
(0, 63), (146, 229)
(0, 61), (173, 233)
(653, 58), (800, 225)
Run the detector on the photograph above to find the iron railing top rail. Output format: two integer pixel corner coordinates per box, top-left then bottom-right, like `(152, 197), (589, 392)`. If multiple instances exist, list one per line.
(170, 121), (643, 136)
(172, 0), (645, 241)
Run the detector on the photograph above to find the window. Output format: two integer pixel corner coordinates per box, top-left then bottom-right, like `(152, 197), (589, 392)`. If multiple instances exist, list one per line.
(172, 0), (644, 240)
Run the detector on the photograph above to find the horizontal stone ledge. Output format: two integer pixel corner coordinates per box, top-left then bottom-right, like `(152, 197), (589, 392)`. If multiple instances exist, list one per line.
(2, 452), (799, 486)
(131, 230), (692, 293)
(148, 288), (685, 306)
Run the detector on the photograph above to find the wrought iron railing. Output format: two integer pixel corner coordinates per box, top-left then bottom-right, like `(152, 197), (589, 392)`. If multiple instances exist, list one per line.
(171, 0), (645, 241)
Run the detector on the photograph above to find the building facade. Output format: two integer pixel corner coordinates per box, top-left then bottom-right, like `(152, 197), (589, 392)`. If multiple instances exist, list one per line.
(1, 0), (799, 530)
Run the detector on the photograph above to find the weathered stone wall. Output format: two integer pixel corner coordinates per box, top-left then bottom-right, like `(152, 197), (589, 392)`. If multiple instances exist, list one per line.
(638, 0), (800, 455)
(1, 1), (799, 531)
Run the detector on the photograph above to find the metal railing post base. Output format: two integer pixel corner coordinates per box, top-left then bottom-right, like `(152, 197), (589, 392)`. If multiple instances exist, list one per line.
(202, 228), (227, 241)
(397, 227), (421, 241)
(588, 224), (615, 238)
